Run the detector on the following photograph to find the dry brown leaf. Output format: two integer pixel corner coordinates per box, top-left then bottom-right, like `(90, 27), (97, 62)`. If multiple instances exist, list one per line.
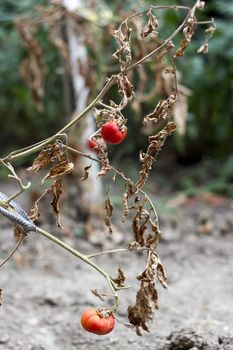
(27, 145), (54, 173)
(50, 179), (63, 228)
(144, 95), (176, 124)
(97, 144), (111, 177)
(128, 284), (158, 336)
(27, 143), (64, 173)
(113, 21), (132, 70)
(81, 163), (93, 181)
(42, 160), (74, 183)
(112, 266), (126, 288)
(91, 288), (105, 302)
(14, 225), (26, 241)
(128, 251), (167, 335)
(28, 203), (40, 221)
(176, 18), (196, 57)
(104, 193), (113, 234)
(157, 261), (168, 288)
(141, 8), (158, 38)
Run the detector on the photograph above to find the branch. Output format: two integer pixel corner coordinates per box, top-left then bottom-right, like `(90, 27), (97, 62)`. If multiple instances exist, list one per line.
(36, 226), (120, 312)
(0, 235), (25, 268)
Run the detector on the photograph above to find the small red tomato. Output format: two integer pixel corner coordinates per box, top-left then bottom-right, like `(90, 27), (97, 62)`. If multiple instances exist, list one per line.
(87, 138), (99, 153)
(101, 121), (127, 145)
(80, 308), (115, 335)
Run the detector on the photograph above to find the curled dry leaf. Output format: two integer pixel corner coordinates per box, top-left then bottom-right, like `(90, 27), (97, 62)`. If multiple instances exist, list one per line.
(113, 21), (132, 70)
(141, 8), (159, 38)
(97, 143), (111, 177)
(15, 19), (45, 111)
(117, 74), (135, 108)
(81, 163), (93, 181)
(176, 18), (196, 57)
(14, 225), (26, 241)
(128, 251), (167, 335)
(144, 95), (176, 124)
(50, 179), (63, 228)
(28, 203), (40, 221)
(122, 182), (136, 221)
(128, 284), (158, 336)
(104, 192), (113, 234)
(27, 143), (64, 173)
(132, 211), (149, 247)
(91, 288), (105, 302)
(112, 266), (126, 288)
(42, 160), (74, 184)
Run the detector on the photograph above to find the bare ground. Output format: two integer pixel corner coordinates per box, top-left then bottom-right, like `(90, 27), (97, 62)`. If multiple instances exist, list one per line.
(1, 183), (233, 350)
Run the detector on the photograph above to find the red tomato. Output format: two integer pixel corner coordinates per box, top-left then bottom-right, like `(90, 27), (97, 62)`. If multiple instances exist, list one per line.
(87, 138), (99, 153)
(80, 308), (115, 335)
(101, 121), (127, 144)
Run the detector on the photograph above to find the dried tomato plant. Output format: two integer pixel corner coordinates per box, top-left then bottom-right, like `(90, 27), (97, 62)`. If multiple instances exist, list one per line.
(0, 1), (215, 336)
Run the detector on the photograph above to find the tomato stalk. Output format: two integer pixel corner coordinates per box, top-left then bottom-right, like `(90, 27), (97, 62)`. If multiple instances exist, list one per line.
(36, 226), (120, 313)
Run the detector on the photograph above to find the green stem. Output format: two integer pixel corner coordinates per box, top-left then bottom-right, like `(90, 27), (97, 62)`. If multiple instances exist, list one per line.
(36, 226), (119, 312)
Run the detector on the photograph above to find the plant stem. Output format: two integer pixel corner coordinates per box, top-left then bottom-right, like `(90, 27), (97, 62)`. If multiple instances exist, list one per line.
(87, 247), (149, 259)
(0, 235), (25, 268)
(36, 226), (119, 311)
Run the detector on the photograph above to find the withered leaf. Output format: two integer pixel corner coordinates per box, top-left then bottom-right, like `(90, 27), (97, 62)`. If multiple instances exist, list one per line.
(42, 160), (74, 183)
(81, 163), (93, 181)
(176, 19), (196, 57)
(27, 143), (64, 173)
(117, 74), (134, 107)
(27, 144), (54, 173)
(128, 251), (168, 335)
(112, 266), (126, 288)
(113, 21), (132, 70)
(50, 179), (63, 228)
(97, 146), (111, 177)
(28, 203), (40, 221)
(104, 193), (113, 234)
(128, 284), (158, 336)
(141, 8), (158, 38)
(91, 288), (105, 302)
(132, 211), (150, 247)
(144, 95), (176, 124)
(14, 225), (26, 241)
(157, 261), (168, 289)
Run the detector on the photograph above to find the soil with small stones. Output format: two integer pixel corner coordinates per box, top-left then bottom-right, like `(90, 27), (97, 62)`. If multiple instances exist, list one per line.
(0, 181), (233, 350)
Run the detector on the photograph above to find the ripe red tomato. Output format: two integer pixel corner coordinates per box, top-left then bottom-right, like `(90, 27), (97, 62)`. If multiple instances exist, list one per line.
(80, 308), (115, 335)
(86, 138), (99, 153)
(101, 121), (127, 144)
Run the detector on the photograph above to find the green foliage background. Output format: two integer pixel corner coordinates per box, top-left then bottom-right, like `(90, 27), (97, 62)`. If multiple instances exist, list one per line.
(0, 0), (232, 191)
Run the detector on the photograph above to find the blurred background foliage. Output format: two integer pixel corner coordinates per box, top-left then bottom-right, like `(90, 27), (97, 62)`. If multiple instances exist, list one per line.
(0, 0), (232, 195)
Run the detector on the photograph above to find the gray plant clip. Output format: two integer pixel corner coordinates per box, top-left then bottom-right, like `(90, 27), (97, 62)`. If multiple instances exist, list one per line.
(0, 192), (36, 233)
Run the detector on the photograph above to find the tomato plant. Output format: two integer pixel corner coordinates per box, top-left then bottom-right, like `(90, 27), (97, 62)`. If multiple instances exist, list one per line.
(80, 308), (115, 335)
(87, 138), (99, 153)
(101, 121), (127, 145)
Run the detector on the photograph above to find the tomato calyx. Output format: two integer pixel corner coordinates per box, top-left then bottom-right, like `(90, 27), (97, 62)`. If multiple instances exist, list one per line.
(96, 307), (113, 319)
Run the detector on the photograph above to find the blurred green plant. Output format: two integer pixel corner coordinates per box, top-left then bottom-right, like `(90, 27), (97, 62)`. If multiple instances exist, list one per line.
(0, 0), (232, 186)
(0, 0), (64, 163)
(173, 0), (233, 162)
